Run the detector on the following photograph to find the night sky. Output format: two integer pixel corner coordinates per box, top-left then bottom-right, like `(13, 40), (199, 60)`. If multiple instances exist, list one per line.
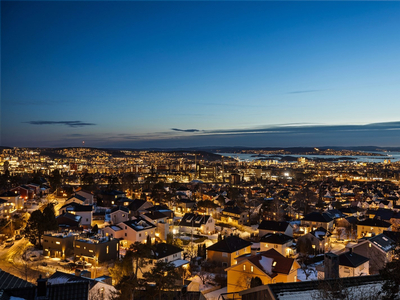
(2, 1), (400, 148)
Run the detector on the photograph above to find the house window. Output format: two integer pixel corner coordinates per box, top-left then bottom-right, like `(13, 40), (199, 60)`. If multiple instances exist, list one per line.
(139, 233), (141, 238)
(222, 253), (228, 257)
(86, 219), (88, 222)
(236, 251), (239, 256)
(107, 246), (109, 254)
(251, 266), (253, 272)
(243, 264), (246, 271)
(125, 233), (127, 237)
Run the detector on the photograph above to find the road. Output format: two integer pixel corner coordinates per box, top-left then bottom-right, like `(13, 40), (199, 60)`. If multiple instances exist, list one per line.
(0, 238), (45, 283)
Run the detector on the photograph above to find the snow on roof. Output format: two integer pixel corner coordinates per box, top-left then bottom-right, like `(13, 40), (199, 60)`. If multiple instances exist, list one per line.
(171, 259), (190, 268)
(259, 256), (273, 274)
(203, 287), (227, 300)
(314, 231), (326, 239)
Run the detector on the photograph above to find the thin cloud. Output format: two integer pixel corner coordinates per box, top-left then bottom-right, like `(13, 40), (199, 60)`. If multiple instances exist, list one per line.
(171, 128), (200, 132)
(24, 121), (96, 127)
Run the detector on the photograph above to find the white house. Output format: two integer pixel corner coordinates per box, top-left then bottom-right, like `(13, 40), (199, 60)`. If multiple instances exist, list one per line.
(110, 206), (130, 225)
(178, 213), (215, 235)
(103, 216), (157, 247)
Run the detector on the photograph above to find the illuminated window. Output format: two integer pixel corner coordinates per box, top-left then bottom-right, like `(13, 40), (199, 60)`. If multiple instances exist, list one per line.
(89, 250), (93, 253)
(243, 264), (246, 271)
(56, 241), (60, 245)
(107, 246), (109, 254)
(251, 266), (253, 272)
(273, 261), (277, 267)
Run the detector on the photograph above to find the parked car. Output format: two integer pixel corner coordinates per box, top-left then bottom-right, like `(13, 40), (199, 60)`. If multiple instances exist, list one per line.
(30, 254), (39, 261)
(5, 239), (14, 248)
(58, 259), (71, 266)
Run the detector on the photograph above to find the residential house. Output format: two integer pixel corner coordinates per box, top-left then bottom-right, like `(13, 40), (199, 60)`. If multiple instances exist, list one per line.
(178, 213), (215, 235)
(300, 212), (334, 233)
(175, 198), (196, 214)
(56, 213), (82, 230)
(142, 211), (170, 241)
(75, 189), (94, 204)
(239, 274), (384, 300)
(48, 271), (116, 300)
(221, 206), (249, 226)
(346, 233), (395, 274)
(60, 203), (93, 228)
(43, 232), (78, 259)
(128, 199), (153, 217)
(110, 206), (130, 225)
(100, 190), (126, 207)
(259, 233), (295, 257)
(226, 249), (300, 293)
(139, 243), (188, 278)
(64, 194), (86, 206)
(206, 235), (252, 267)
(0, 191), (23, 210)
(74, 235), (119, 264)
(297, 227), (331, 253)
(258, 220), (293, 238)
(357, 218), (392, 239)
(10, 185), (35, 200)
(338, 251), (370, 278)
(103, 216), (157, 247)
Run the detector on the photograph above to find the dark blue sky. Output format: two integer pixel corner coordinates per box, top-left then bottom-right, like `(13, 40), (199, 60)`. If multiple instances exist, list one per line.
(2, 1), (400, 148)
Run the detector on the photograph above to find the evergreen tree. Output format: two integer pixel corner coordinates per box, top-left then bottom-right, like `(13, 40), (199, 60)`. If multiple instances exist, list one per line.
(142, 261), (180, 300)
(92, 224), (99, 235)
(25, 210), (45, 247)
(42, 203), (58, 232)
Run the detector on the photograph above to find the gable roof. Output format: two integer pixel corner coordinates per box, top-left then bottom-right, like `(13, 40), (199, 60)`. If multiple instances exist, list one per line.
(128, 199), (150, 211)
(367, 233), (395, 253)
(239, 275), (383, 300)
(61, 202), (93, 212)
(144, 211), (168, 220)
(0, 269), (35, 290)
(338, 251), (369, 268)
(123, 217), (156, 232)
(358, 218), (391, 228)
(260, 233), (293, 245)
(222, 206), (244, 215)
(68, 194), (87, 202)
(302, 212), (333, 223)
(179, 213), (210, 228)
(153, 243), (183, 259)
(309, 227), (330, 240)
(258, 220), (290, 232)
(110, 206), (129, 214)
(206, 236), (252, 253)
(244, 249), (295, 277)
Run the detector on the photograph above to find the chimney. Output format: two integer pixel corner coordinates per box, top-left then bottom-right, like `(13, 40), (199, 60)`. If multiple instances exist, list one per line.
(324, 252), (339, 280)
(37, 275), (48, 297)
(251, 246), (259, 256)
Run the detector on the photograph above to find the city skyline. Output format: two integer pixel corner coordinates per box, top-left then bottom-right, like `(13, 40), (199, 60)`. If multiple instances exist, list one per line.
(2, 1), (400, 148)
